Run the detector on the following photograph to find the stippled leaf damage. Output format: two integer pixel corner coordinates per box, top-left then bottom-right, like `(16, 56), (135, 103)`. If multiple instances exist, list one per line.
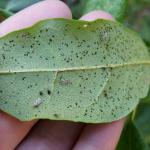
(0, 18), (149, 123)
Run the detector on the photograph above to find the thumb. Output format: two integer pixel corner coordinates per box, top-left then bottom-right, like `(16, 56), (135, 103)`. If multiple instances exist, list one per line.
(80, 10), (115, 21)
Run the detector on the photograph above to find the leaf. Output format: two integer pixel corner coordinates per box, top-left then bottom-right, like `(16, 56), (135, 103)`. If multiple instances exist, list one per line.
(117, 90), (150, 149)
(133, 89), (150, 145)
(0, 18), (149, 123)
(3, 0), (43, 13)
(0, 9), (10, 22)
(141, 88), (150, 103)
(148, 46), (150, 54)
(117, 120), (150, 150)
(125, 0), (150, 45)
(0, 0), (43, 20)
(0, 8), (13, 18)
(0, 0), (10, 9)
(135, 103), (150, 146)
(67, 0), (128, 21)
(0, 0), (13, 21)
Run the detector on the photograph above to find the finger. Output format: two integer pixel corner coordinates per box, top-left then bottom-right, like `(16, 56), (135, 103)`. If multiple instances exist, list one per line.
(0, 0), (72, 37)
(73, 119), (125, 150)
(0, 111), (37, 150)
(0, 0), (72, 149)
(80, 10), (115, 21)
(17, 120), (84, 150)
(73, 11), (124, 150)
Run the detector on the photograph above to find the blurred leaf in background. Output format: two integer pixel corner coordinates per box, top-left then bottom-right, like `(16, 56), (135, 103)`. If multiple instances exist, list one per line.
(0, 8), (13, 21)
(66, 0), (127, 21)
(117, 120), (150, 150)
(125, 0), (150, 45)
(134, 90), (150, 146)
(135, 103), (150, 147)
(117, 90), (150, 149)
(0, 0), (43, 22)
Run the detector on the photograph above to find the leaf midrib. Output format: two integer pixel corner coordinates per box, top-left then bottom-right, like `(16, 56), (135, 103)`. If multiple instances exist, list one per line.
(0, 61), (150, 74)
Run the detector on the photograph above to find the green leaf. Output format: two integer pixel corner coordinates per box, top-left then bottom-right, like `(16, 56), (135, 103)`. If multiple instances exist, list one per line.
(0, 8), (13, 17)
(125, 0), (150, 45)
(135, 103), (150, 145)
(148, 46), (150, 54)
(133, 89), (150, 145)
(0, 18), (149, 123)
(0, 0), (13, 21)
(117, 120), (150, 150)
(0, 0), (10, 9)
(0, 9), (11, 22)
(141, 88), (150, 103)
(2, 0), (43, 13)
(118, 90), (150, 149)
(0, 0), (43, 20)
(67, 0), (128, 21)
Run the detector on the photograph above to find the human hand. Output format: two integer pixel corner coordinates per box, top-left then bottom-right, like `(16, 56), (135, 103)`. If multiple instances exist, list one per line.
(0, 1), (125, 150)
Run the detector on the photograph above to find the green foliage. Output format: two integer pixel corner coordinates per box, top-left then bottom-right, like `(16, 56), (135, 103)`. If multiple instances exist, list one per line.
(0, 0), (42, 13)
(117, 90), (150, 149)
(125, 0), (150, 45)
(0, 8), (12, 21)
(117, 120), (150, 150)
(67, 0), (127, 21)
(135, 90), (150, 145)
(0, 0), (42, 21)
(0, 18), (149, 123)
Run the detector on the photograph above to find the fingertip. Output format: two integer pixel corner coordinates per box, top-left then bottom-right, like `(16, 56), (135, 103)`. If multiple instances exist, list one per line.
(0, 111), (37, 149)
(80, 10), (115, 21)
(0, 0), (72, 36)
(73, 118), (125, 150)
(43, 0), (72, 19)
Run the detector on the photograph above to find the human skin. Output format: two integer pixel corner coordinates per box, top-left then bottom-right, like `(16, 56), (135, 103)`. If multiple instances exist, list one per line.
(0, 0), (125, 150)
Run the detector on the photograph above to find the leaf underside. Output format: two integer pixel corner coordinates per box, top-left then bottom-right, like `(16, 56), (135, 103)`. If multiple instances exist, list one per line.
(0, 18), (149, 123)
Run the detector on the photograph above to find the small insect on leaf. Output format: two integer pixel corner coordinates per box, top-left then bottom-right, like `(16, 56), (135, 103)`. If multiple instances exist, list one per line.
(83, 24), (88, 28)
(32, 98), (42, 107)
(59, 79), (72, 86)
